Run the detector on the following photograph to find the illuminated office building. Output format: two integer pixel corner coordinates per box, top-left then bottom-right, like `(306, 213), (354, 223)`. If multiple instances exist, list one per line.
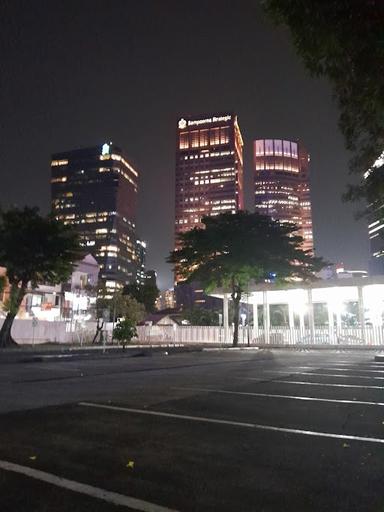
(175, 113), (244, 239)
(175, 113), (244, 309)
(51, 143), (139, 293)
(367, 149), (384, 274)
(253, 139), (313, 253)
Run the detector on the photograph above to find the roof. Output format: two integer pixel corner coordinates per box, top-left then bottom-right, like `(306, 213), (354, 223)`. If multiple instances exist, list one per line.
(139, 313), (183, 326)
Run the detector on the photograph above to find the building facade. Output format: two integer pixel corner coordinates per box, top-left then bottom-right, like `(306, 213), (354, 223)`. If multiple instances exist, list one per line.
(0, 255), (99, 322)
(175, 113), (244, 308)
(253, 139), (313, 253)
(135, 239), (147, 285)
(51, 143), (139, 293)
(367, 150), (384, 274)
(156, 288), (176, 311)
(175, 113), (244, 239)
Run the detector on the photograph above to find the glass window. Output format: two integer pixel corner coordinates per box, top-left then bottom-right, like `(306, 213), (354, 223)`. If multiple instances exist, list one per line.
(191, 131), (199, 148)
(283, 140), (291, 157)
(274, 139), (282, 156)
(220, 127), (229, 144)
(265, 139), (273, 155)
(199, 129), (209, 147)
(179, 132), (189, 149)
(255, 140), (264, 156)
(210, 128), (220, 146)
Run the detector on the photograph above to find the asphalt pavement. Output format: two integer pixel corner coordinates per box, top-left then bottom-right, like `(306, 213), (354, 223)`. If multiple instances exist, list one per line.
(0, 348), (383, 511)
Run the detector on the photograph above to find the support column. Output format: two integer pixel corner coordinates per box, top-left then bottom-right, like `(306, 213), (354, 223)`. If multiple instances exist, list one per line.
(223, 293), (229, 344)
(358, 286), (366, 344)
(307, 288), (315, 344)
(253, 301), (259, 342)
(263, 290), (270, 345)
(288, 298), (295, 345)
(288, 302), (294, 329)
(299, 309), (305, 337)
(327, 297), (334, 344)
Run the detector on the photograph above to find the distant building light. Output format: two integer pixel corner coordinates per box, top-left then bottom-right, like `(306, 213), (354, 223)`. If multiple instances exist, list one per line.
(102, 143), (110, 156)
(51, 159), (68, 166)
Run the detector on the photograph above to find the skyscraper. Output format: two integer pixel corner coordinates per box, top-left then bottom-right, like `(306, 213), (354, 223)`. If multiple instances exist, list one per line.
(51, 143), (139, 294)
(175, 113), (244, 308)
(253, 139), (313, 253)
(367, 149), (384, 274)
(175, 113), (244, 240)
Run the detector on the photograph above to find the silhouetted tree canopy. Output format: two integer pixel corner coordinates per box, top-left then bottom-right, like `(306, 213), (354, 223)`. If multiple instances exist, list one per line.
(263, 0), (384, 217)
(0, 207), (82, 347)
(168, 211), (325, 345)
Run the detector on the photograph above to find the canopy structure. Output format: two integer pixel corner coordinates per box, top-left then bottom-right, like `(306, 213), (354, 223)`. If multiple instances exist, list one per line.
(210, 277), (384, 345)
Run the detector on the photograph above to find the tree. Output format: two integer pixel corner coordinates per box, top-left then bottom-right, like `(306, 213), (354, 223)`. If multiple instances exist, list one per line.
(0, 207), (82, 347)
(262, 1), (384, 216)
(182, 307), (220, 326)
(168, 211), (326, 346)
(96, 291), (145, 324)
(123, 282), (159, 313)
(113, 319), (137, 348)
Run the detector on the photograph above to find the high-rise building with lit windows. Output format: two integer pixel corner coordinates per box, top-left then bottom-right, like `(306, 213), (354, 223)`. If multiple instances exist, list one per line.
(367, 149), (384, 274)
(51, 143), (140, 293)
(175, 113), (244, 240)
(175, 113), (243, 309)
(253, 139), (313, 253)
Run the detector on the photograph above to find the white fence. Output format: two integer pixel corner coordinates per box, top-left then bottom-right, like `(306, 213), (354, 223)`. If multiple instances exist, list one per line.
(0, 319), (104, 345)
(136, 325), (384, 346)
(2, 319), (384, 346)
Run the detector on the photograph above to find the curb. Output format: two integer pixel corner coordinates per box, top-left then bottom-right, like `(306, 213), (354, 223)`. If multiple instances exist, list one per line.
(16, 345), (204, 364)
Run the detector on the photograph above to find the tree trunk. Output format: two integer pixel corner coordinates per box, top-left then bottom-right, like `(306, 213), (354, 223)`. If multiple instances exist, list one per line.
(92, 319), (104, 344)
(0, 312), (18, 348)
(0, 283), (27, 348)
(231, 278), (243, 347)
(232, 296), (240, 346)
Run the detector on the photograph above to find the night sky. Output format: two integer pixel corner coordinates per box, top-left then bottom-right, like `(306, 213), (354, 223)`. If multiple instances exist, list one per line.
(0, 0), (369, 290)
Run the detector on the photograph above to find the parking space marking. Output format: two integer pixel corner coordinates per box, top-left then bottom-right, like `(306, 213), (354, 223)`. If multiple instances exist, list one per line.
(294, 366), (384, 374)
(79, 402), (384, 445)
(173, 386), (384, 406)
(242, 377), (384, 389)
(262, 370), (384, 380)
(0, 460), (178, 512)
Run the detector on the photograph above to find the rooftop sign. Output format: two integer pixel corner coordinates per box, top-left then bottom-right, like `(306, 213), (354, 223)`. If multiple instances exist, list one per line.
(178, 115), (232, 129)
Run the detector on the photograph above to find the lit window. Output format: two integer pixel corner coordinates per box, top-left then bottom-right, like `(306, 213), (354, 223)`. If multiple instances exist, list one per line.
(191, 131), (199, 148)
(179, 132), (189, 149)
(210, 128), (220, 146)
(51, 176), (67, 183)
(51, 159), (68, 166)
(199, 129), (209, 147)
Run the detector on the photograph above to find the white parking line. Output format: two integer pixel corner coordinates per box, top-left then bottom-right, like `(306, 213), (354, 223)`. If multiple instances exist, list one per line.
(0, 460), (177, 512)
(257, 379), (384, 390)
(262, 370), (384, 380)
(79, 401), (384, 445)
(173, 386), (384, 407)
(294, 366), (384, 374)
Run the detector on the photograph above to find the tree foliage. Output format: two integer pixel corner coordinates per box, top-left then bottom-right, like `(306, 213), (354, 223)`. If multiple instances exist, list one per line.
(0, 276), (5, 296)
(262, 0), (384, 215)
(168, 211), (326, 345)
(113, 319), (137, 347)
(96, 291), (145, 324)
(182, 307), (220, 326)
(0, 207), (82, 347)
(123, 281), (159, 313)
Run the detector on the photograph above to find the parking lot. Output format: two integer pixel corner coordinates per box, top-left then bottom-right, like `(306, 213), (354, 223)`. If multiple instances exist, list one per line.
(0, 348), (384, 511)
